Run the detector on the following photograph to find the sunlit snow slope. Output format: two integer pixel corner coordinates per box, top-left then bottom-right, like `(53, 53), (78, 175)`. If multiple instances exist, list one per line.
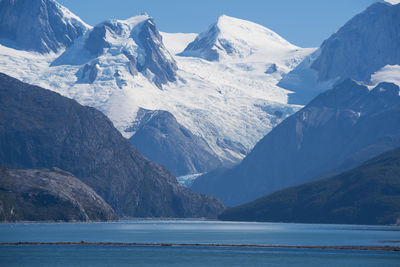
(0, 5), (314, 166)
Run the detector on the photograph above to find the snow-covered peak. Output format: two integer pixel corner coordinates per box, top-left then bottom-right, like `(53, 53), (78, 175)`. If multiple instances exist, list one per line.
(84, 14), (166, 57)
(0, 0), (90, 53)
(94, 14), (151, 37)
(379, 0), (400, 5)
(94, 14), (151, 39)
(121, 14), (151, 27)
(179, 14), (299, 62)
(85, 15), (151, 54)
(215, 14), (295, 49)
(78, 14), (177, 88)
(51, 0), (92, 30)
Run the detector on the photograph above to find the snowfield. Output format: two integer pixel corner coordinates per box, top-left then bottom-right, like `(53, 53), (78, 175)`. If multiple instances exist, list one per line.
(0, 14), (315, 164)
(370, 65), (400, 89)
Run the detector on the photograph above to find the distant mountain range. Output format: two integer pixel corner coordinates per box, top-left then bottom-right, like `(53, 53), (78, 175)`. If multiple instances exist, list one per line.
(0, 73), (224, 219)
(192, 80), (400, 206)
(0, 0), (312, 174)
(1, 0), (400, 225)
(219, 148), (400, 225)
(191, 1), (400, 207)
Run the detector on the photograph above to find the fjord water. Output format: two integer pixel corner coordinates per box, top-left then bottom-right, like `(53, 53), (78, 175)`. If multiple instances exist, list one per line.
(1, 220), (399, 266)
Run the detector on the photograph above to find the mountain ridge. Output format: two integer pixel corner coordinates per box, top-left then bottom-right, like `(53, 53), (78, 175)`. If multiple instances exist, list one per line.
(191, 80), (400, 206)
(0, 0), (90, 53)
(0, 72), (224, 218)
(219, 147), (400, 225)
(0, 3), (313, 172)
(279, 2), (400, 104)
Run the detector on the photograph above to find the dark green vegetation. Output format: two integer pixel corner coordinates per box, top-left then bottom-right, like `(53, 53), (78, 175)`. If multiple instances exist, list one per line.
(219, 148), (400, 225)
(0, 167), (117, 222)
(0, 73), (224, 220)
(192, 80), (400, 206)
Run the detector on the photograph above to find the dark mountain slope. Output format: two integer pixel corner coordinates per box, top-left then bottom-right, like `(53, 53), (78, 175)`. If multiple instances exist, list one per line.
(0, 167), (118, 222)
(129, 108), (221, 176)
(219, 148), (400, 225)
(192, 80), (400, 206)
(0, 73), (224, 218)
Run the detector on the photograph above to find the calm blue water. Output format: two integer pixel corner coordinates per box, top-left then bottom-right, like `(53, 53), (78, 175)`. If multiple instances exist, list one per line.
(1, 220), (399, 266)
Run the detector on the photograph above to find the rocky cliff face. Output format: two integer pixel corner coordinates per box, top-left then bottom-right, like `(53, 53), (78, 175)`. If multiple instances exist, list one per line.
(0, 167), (118, 222)
(129, 108), (221, 176)
(219, 148), (400, 225)
(311, 2), (400, 82)
(0, 72), (224, 218)
(192, 80), (400, 206)
(0, 0), (89, 53)
(278, 2), (400, 105)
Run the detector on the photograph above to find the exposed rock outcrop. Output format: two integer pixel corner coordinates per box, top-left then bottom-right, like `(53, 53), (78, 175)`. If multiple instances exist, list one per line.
(0, 167), (118, 222)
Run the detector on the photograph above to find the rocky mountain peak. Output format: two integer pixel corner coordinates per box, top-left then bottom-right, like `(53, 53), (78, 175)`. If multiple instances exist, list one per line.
(0, 0), (90, 53)
(83, 15), (177, 88)
(311, 2), (400, 82)
(278, 1), (400, 104)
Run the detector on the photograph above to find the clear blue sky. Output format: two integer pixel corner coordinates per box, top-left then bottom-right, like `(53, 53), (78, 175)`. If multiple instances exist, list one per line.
(57, 0), (376, 47)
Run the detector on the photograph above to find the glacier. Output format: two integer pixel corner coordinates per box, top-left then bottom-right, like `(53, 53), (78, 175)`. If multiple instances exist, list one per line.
(0, 2), (315, 168)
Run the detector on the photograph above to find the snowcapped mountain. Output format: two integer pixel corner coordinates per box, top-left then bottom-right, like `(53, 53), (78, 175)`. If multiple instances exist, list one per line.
(192, 80), (400, 206)
(279, 1), (400, 104)
(161, 15), (314, 163)
(0, 0), (90, 53)
(0, 1), (314, 172)
(179, 15), (300, 63)
(190, 1), (400, 204)
(381, 0), (400, 5)
(55, 14), (178, 89)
